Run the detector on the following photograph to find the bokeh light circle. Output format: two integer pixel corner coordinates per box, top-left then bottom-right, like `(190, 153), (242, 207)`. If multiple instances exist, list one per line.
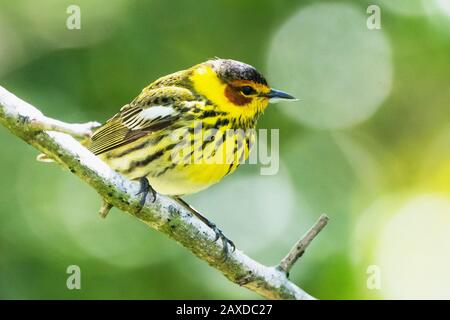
(267, 3), (393, 129)
(376, 194), (450, 299)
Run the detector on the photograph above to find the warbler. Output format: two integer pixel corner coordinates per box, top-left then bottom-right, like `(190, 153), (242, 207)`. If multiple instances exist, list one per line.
(44, 58), (297, 253)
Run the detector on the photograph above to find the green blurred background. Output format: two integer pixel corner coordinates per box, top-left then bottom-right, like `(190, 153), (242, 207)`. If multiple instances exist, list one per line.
(0, 0), (449, 299)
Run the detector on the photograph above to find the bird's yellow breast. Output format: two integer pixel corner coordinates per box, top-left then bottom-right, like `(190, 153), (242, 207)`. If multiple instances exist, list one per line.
(153, 126), (254, 195)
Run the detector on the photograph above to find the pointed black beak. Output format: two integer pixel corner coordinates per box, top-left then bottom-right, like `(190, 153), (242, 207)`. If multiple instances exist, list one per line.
(266, 88), (298, 103)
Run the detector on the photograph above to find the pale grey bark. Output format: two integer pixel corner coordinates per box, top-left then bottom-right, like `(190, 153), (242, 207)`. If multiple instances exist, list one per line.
(278, 214), (329, 276)
(0, 85), (329, 300)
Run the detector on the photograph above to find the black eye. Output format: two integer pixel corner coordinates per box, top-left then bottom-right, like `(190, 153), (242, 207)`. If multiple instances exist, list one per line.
(240, 86), (256, 96)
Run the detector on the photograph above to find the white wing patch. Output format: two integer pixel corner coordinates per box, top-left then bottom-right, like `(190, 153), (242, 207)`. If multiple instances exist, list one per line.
(140, 105), (175, 120)
(121, 105), (176, 129)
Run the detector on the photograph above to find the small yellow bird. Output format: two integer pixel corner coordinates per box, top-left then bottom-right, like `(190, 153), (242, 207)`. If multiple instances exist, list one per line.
(66, 59), (296, 253)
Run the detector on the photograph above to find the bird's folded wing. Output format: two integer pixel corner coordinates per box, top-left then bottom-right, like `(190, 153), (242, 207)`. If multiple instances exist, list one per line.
(88, 87), (193, 155)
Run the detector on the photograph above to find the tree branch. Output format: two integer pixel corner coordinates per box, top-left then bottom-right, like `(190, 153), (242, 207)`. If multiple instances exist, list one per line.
(0, 85), (328, 300)
(278, 214), (329, 276)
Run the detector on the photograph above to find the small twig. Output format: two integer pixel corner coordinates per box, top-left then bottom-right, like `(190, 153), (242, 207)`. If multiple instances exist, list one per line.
(30, 117), (101, 138)
(99, 199), (113, 218)
(278, 214), (329, 276)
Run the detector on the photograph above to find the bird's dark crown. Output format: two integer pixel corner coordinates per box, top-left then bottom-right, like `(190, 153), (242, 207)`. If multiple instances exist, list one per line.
(208, 58), (268, 86)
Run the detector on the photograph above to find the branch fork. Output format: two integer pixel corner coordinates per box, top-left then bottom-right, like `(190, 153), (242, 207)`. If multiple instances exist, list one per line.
(0, 85), (329, 300)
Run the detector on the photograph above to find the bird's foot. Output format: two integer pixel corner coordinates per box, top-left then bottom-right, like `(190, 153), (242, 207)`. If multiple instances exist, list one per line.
(136, 177), (157, 209)
(209, 222), (235, 260)
(174, 196), (235, 260)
